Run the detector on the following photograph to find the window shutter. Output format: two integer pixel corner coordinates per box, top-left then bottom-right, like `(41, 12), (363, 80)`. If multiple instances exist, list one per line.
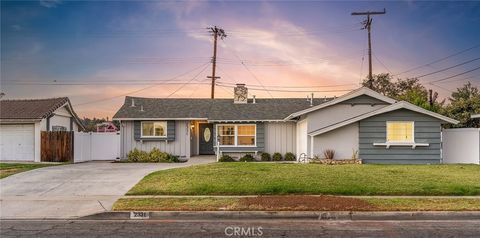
(167, 121), (175, 141)
(134, 121), (141, 141)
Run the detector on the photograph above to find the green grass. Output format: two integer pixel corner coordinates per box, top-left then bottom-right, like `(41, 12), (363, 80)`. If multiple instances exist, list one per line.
(127, 163), (480, 196)
(0, 163), (60, 179)
(113, 197), (480, 211)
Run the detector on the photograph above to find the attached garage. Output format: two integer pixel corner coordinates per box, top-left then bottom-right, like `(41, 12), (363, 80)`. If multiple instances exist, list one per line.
(0, 124), (35, 161)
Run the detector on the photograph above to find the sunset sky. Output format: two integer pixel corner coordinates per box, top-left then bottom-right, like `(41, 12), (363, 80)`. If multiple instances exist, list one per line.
(1, 1), (479, 118)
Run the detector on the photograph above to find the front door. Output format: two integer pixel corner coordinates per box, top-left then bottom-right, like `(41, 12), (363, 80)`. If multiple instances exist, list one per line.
(199, 123), (214, 155)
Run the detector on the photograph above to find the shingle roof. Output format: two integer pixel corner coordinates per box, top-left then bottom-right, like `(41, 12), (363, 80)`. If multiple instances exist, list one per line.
(0, 97), (69, 119)
(113, 96), (332, 121)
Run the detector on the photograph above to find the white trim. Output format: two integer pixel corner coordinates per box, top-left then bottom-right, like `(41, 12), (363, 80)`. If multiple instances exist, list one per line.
(386, 121), (415, 143)
(373, 142), (429, 149)
(308, 101), (459, 136)
(209, 120), (294, 122)
(284, 87), (397, 120)
(216, 124), (257, 147)
(472, 114), (480, 119)
(140, 121), (168, 138)
(115, 118), (207, 121)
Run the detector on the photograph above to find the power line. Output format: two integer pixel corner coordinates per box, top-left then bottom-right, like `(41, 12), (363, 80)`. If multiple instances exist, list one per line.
(221, 39), (274, 98)
(216, 83), (355, 93)
(395, 43), (480, 76)
(167, 64), (210, 98)
(72, 62), (209, 106)
(373, 52), (393, 74)
(426, 65), (480, 84)
(218, 82), (357, 88)
(3, 82), (211, 86)
(415, 57), (480, 78)
(434, 74), (479, 84)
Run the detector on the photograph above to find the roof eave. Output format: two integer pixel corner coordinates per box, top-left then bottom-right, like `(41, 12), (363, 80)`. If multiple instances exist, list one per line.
(284, 87), (397, 120)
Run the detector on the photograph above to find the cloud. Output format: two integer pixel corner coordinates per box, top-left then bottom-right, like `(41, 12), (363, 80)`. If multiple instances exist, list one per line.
(39, 0), (62, 8)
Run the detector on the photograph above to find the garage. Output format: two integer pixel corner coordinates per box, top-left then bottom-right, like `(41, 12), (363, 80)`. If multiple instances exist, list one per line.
(0, 124), (35, 161)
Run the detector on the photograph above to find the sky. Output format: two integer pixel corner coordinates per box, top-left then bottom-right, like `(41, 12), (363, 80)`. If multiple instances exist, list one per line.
(1, 0), (480, 118)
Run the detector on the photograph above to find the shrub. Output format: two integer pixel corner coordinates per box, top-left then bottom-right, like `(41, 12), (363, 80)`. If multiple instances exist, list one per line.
(284, 152), (296, 161)
(239, 154), (255, 162)
(272, 152), (283, 161)
(323, 149), (335, 160)
(127, 148), (149, 162)
(260, 152), (271, 161)
(219, 154), (235, 162)
(127, 148), (179, 163)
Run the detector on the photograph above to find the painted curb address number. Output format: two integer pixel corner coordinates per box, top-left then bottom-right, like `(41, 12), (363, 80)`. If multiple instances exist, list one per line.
(130, 211), (150, 219)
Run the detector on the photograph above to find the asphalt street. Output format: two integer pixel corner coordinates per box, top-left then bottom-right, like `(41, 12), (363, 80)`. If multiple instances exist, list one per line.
(1, 219), (479, 238)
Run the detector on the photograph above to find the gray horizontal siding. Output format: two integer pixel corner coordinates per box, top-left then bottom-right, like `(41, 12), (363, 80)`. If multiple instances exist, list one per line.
(362, 159), (440, 164)
(358, 109), (443, 164)
(213, 122), (265, 153)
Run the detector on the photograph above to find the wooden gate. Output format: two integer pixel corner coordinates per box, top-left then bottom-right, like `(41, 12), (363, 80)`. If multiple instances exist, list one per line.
(41, 131), (74, 162)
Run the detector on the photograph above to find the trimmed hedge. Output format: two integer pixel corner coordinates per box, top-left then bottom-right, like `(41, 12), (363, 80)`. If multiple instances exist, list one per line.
(284, 152), (296, 161)
(219, 155), (235, 162)
(239, 154), (255, 162)
(127, 148), (179, 163)
(272, 152), (283, 161)
(260, 152), (271, 161)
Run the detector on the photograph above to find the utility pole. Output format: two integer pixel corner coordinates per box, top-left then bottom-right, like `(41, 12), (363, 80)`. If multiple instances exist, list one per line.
(207, 26), (227, 99)
(352, 8), (386, 88)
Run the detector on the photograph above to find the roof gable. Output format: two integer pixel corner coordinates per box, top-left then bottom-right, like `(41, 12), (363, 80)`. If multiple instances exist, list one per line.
(309, 101), (459, 136)
(284, 87), (397, 120)
(0, 97), (85, 130)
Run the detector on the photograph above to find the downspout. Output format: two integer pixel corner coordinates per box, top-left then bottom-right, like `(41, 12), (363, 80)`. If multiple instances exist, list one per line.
(310, 135), (314, 159)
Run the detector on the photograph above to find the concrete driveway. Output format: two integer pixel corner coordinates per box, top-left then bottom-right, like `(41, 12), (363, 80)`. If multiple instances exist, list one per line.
(0, 156), (215, 219)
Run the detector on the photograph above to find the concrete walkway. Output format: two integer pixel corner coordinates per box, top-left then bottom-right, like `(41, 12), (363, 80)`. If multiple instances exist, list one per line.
(0, 156), (215, 219)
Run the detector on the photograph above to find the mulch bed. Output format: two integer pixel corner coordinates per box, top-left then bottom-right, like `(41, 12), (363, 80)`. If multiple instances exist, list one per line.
(238, 195), (375, 211)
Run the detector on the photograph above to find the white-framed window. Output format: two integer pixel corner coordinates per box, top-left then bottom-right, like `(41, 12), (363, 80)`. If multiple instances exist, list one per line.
(217, 124), (256, 147)
(386, 121), (414, 143)
(141, 121), (167, 138)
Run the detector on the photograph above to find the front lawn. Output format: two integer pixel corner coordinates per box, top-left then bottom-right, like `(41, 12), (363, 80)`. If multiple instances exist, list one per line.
(0, 163), (60, 179)
(128, 163), (480, 196)
(113, 196), (480, 211)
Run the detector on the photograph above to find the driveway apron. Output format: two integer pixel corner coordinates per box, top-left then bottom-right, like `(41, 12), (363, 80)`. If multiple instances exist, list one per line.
(0, 157), (214, 219)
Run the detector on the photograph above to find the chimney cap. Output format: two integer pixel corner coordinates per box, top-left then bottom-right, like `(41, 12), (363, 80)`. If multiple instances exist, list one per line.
(236, 83), (246, 87)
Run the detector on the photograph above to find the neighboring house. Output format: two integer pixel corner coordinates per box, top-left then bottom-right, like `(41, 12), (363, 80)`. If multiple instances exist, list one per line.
(113, 84), (458, 164)
(0, 97), (85, 162)
(96, 121), (119, 132)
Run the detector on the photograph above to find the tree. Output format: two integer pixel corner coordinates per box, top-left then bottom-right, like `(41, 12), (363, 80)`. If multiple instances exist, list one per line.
(447, 82), (480, 128)
(362, 74), (445, 113)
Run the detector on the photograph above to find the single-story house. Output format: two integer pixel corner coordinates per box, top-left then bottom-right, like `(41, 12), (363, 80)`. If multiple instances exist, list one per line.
(113, 84), (458, 164)
(0, 97), (85, 162)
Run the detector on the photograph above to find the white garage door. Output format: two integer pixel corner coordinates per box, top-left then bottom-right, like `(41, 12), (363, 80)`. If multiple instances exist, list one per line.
(0, 124), (35, 161)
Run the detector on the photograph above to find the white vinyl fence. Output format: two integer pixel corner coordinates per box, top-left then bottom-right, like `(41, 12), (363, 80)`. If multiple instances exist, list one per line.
(442, 128), (480, 164)
(74, 132), (120, 163)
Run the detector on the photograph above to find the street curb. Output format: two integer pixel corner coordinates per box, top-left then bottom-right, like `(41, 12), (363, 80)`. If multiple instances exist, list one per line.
(79, 211), (480, 221)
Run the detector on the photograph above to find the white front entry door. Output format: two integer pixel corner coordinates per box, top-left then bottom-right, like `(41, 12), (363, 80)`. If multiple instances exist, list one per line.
(0, 124), (35, 161)
(296, 119), (308, 159)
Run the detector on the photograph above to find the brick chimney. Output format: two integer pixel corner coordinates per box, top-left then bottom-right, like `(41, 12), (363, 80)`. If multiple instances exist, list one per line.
(234, 84), (248, 104)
